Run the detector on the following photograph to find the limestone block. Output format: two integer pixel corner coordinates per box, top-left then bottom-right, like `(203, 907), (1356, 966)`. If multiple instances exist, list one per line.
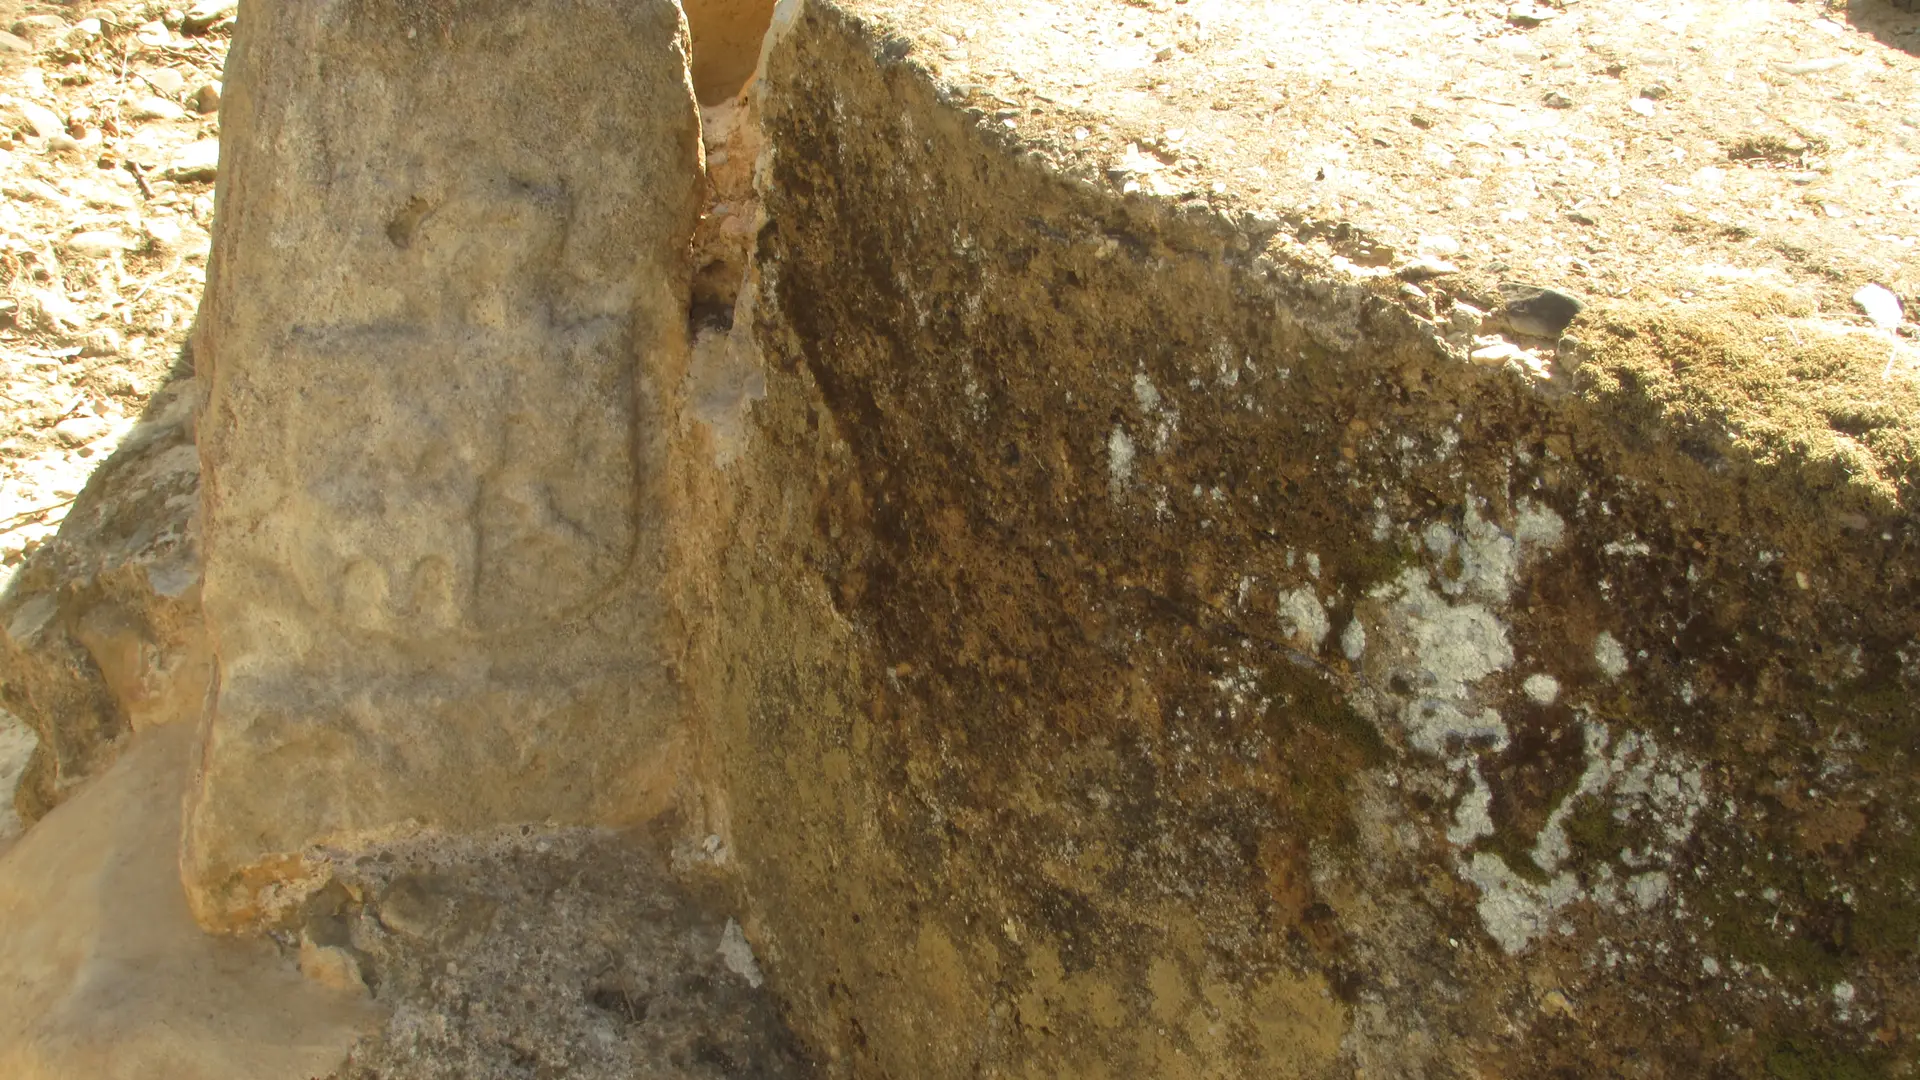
(0, 372), (206, 824)
(705, 4), (1920, 1078)
(0, 723), (377, 1080)
(187, 0), (705, 929)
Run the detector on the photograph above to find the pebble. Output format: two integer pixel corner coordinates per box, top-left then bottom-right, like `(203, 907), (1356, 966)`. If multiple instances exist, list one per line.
(1629, 98), (1656, 117)
(1471, 340), (1526, 365)
(66, 230), (133, 257)
(1507, 4), (1556, 27)
(1774, 57), (1846, 75)
(1398, 257), (1460, 281)
(130, 96), (189, 122)
(164, 139), (220, 181)
(182, 0), (238, 35)
(10, 15), (69, 37)
(145, 68), (187, 97)
(144, 216), (185, 248)
(54, 415), (110, 447)
(190, 82), (221, 114)
(29, 289), (82, 330)
(1498, 283), (1586, 338)
(81, 327), (124, 358)
(17, 101), (64, 140)
(1853, 283), (1904, 331)
(1542, 90), (1573, 109)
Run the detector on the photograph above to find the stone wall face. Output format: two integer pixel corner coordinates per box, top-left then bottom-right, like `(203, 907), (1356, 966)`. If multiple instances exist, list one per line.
(709, 8), (1920, 1078)
(185, 0), (706, 928)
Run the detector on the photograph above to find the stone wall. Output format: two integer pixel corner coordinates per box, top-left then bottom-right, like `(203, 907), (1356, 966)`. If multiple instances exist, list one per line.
(704, 6), (1920, 1078)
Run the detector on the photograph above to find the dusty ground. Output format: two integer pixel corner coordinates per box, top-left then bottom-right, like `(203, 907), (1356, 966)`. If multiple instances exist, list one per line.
(870, 0), (1919, 351)
(0, 0), (224, 588)
(0, 0), (226, 849)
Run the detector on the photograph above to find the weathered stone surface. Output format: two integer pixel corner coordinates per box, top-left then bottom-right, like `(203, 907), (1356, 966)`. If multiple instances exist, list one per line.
(0, 369), (205, 824)
(312, 828), (813, 1079)
(0, 723), (377, 1080)
(698, 4), (1920, 1078)
(38, 0), (1900, 1075)
(186, 0), (706, 929)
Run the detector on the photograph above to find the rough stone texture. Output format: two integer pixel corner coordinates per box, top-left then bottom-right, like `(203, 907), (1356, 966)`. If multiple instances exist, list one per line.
(0, 367), (205, 823)
(185, 0), (706, 929)
(0, 711), (34, 853)
(701, 3), (1920, 1078)
(317, 828), (812, 1079)
(0, 722), (378, 1080)
(687, 0), (780, 104)
(4, 0), (1905, 1076)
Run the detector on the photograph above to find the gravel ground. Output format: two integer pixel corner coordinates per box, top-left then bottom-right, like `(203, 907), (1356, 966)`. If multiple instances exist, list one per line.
(0, 0), (227, 589)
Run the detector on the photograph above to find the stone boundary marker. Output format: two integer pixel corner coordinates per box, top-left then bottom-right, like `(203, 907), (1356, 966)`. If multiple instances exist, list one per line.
(183, 0), (706, 930)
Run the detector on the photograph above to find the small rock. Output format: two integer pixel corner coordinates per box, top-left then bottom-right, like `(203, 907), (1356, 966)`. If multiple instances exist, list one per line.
(45, 134), (81, 157)
(1449, 301), (1487, 338)
(0, 30), (28, 53)
(10, 14), (69, 37)
(144, 68), (187, 97)
(163, 138), (220, 182)
(17, 101), (65, 140)
(181, 0), (238, 35)
(143, 216), (185, 248)
(1565, 209), (1598, 226)
(1471, 340), (1526, 365)
(29, 289), (82, 330)
(1629, 97), (1656, 117)
(130, 95), (189, 122)
(1498, 283), (1586, 338)
(66, 230), (133, 257)
(1853, 283), (1903, 330)
(1418, 234), (1461, 256)
(71, 17), (102, 37)
(135, 19), (171, 46)
(1398, 257), (1460, 281)
(1507, 4), (1555, 26)
(189, 82), (220, 114)
(54, 416), (111, 447)
(298, 936), (368, 995)
(1542, 90), (1574, 109)
(1640, 84), (1671, 101)
(81, 327), (124, 358)
(1773, 57), (1847, 76)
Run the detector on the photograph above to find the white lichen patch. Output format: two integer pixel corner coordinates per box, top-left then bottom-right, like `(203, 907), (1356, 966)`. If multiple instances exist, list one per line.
(1462, 853), (1583, 955)
(1522, 674), (1561, 705)
(1277, 587), (1330, 648)
(718, 918), (764, 988)
(1107, 424), (1135, 498)
(1447, 764), (1495, 847)
(1353, 499), (1567, 757)
(1341, 619), (1367, 661)
(1594, 632), (1629, 679)
(1369, 567), (1514, 755)
(1132, 371), (1161, 412)
(1459, 720), (1710, 954)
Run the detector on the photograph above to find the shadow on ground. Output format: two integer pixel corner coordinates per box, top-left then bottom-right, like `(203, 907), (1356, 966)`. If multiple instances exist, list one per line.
(1844, 0), (1920, 57)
